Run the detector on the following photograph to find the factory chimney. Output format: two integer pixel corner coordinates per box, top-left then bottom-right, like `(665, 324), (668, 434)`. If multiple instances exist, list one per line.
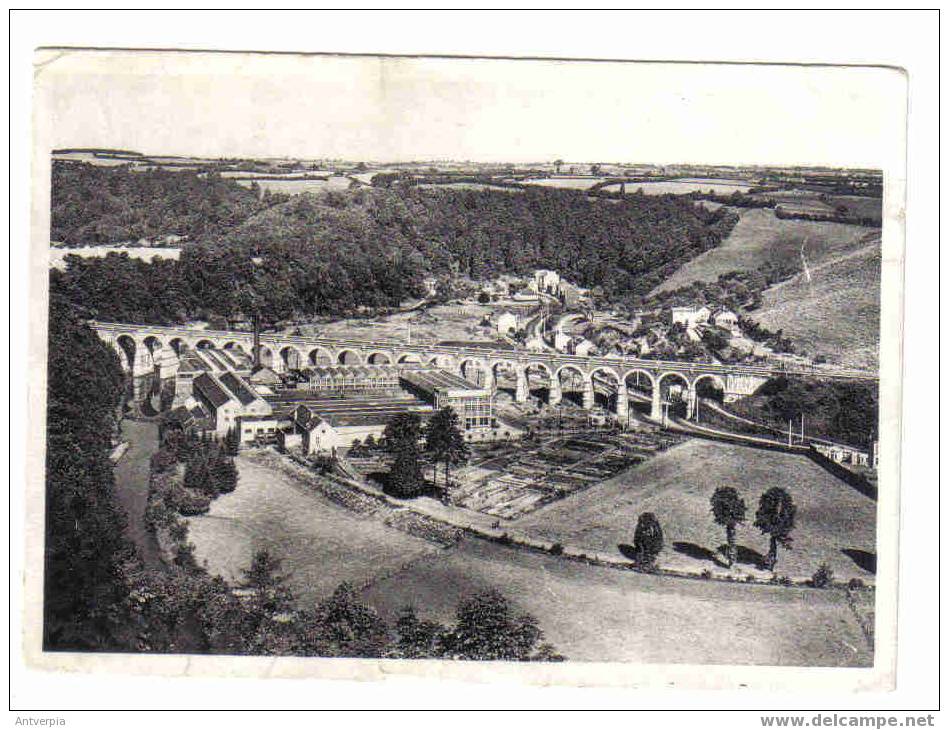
(252, 314), (261, 368)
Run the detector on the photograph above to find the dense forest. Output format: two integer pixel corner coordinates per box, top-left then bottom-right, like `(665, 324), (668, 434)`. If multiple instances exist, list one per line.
(50, 162), (739, 325)
(728, 376), (879, 450)
(51, 163), (277, 245)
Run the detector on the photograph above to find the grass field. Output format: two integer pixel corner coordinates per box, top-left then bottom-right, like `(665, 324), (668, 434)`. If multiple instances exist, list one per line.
(653, 208), (876, 293)
(751, 243), (881, 369)
(361, 536), (872, 666)
(521, 177), (610, 189)
(187, 448), (872, 666)
(513, 439), (877, 582)
(186, 453), (442, 606)
(651, 207), (881, 369)
(602, 180), (751, 195)
(235, 176), (352, 194)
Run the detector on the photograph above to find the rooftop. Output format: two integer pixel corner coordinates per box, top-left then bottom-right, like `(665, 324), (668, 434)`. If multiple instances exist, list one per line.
(219, 371), (260, 406)
(193, 373), (232, 409)
(400, 368), (485, 395)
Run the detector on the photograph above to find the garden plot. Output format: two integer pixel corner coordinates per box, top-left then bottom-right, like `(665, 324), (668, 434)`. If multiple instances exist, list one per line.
(450, 433), (671, 520)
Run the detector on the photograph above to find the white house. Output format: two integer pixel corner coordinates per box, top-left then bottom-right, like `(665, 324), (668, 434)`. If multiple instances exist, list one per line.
(712, 308), (740, 332)
(670, 305), (712, 328)
(553, 329), (571, 352)
(570, 338), (595, 357)
(497, 311), (519, 335)
(532, 269), (561, 295)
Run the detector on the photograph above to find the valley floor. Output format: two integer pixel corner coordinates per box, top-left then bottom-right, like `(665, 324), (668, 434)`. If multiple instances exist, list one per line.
(185, 446), (874, 667)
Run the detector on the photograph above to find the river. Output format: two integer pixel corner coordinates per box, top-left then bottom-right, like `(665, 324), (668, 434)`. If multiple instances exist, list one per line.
(112, 419), (163, 569)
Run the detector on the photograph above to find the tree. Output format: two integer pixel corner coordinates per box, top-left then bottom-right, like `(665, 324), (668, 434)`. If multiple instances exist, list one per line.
(424, 407), (470, 490)
(710, 487), (746, 568)
(440, 590), (555, 661)
(223, 425), (240, 456)
(553, 159), (564, 174)
(394, 606), (445, 659)
(241, 550), (295, 619)
(754, 487), (796, 571)
(632, 512), (664, 569)
(183, 452), (214, 496)
(210, 453), (238, 494)
(383, 413), (424, 498)
(302, 583), (390, 658)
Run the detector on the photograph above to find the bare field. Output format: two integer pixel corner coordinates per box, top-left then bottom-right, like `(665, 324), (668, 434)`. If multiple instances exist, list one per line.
(236, 176), (352, 194)
(186, 453), (442, 605)
(653, 208), (876, 293)
(751, 244), (881, 369)
(513, 439), (877, 582)
(303, 301), (533, 345)
(362, 536), (871, 666)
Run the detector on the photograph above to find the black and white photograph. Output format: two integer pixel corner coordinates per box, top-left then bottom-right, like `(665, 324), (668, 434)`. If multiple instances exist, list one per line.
(14, 12), (933, 713)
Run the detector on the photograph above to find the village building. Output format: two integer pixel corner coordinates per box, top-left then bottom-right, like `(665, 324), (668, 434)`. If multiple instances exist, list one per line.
(531, 269), (561, 295)
(569, 337), (596, 357)
(671, 305), (712, 328)
(512, 288), (539, 303)
(553, 329), (571, 352)
(496, 311), (519, 335)
(559, 280), (586, 308)
(712, 308), (740, 333)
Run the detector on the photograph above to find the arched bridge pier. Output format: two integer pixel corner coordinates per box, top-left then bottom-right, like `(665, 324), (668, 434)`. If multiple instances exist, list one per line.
(89, 321), (878, 427)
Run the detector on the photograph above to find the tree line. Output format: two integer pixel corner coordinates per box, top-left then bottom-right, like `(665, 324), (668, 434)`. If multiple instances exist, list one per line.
(629, 486), (802, 578)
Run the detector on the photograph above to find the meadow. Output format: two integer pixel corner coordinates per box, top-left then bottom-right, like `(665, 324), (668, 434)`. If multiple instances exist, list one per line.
(602, 179), (752, 195)
(235, 176), (352, 194)
(513, 439), (877, 583)
(48, 245), (181, 270)
(520, 176), (610, 189)
(184, 444), (872, 666)
(362, 536), (872, 666)
(654, 208), (875, 292)
(186, 452), (442, 606)
(752, 241), (881, 369)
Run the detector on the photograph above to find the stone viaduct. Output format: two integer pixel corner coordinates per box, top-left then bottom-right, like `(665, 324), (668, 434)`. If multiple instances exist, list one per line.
(91, 321), (878, 423)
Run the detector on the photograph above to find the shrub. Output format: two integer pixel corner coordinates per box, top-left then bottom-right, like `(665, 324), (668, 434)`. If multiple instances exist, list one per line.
(632, 512), (664, 570)
(811, 563), (834, 589)
(548, 542), (563, 556)
(175, 490), (211, 516)
(770, 575), (792, 586)
(848, 577), (866, 591)
(700, 569), (712, 580)
(496, 533), (513, 546)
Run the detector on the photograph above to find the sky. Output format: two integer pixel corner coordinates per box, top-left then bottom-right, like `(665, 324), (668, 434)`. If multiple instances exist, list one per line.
(34, 49), (905, 169)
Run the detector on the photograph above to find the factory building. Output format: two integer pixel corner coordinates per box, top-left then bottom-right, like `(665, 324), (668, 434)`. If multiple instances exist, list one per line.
(286, 396), (434, 455)
(190, 370), (273, 436)
(399, 369), (496, 431)
(303, 364), (404, 394)
(174, 347), (254, 401)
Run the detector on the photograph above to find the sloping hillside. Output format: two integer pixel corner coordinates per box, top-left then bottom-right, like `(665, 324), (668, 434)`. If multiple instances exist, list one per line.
(653, 208), (876, 293)
(750, 240), (881, 370)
